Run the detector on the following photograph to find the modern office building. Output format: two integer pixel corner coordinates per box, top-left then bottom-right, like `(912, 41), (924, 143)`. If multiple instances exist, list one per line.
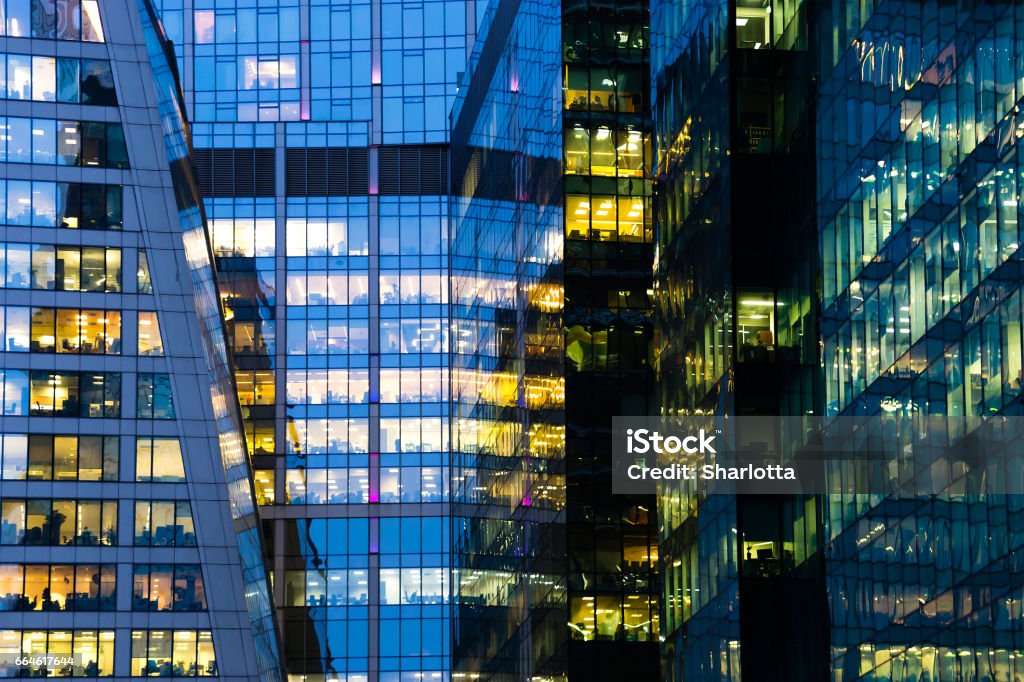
(0, 0), (282, 679)
(449, 0), (565, 678)
(651, 0), (826, 680)
(561, 0), (660, 676)
(654, 0), (1024, 681)
(817, 1), (1024, 680)
(145, 0), (479, 679)
(450, 0), (659, 679)
(22, 0), (1021, 680)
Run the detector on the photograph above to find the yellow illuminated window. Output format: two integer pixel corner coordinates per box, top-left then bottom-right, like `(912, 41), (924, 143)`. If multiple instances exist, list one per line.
(24, 566), (48, 609)
(0, 631), (18, 664)
(590, 127), (616, 176)
(30, 308), (55, 352)
(566, 195), (590, 239)
(133, 501), (195, 547)
(737, 290), (776, 362)
(103, 249), (121, 292)
(248, 421), (275, 457)
(591, 197), (617, 241)
(623, 596), (655, 641)
(56, 248), (82, 290)
(564, 65), (589, 110)
(51, 437), (77, 480)
(138, 312), (164, 356)
(131, 629), (214, 677)
(136, 437), (185, 482)
(27, 437), (53, 480)
(54, 308), (78, 352)
(254, 469), (274, 505)
(37, 308), (121, 354)
(569, 596), (596, 641)
(616, 130), (646, 176)
(48, 567), (73, 610)
(23, 630), (48, 659)
(565, 127), (589, 174)
(618, 197), (646, 242)
(595, 595), (622, 640)
(736, 1), (770, 49)
(235, 370), (276, 413)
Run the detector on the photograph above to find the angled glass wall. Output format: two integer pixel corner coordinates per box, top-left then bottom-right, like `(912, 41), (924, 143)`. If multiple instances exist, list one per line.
(0, 0), (283, 679)
(449, 0), (564, 678)
(817, 2), (1024, 680)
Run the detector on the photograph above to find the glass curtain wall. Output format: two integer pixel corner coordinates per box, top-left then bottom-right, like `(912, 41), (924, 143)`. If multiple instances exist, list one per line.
(449, 0), (565, 678)
(149, 0), (479, 675)
(561, 0), (660, 677)
(0, 0), (284, 679)
(817, 2), (1024, 680)
(652, 0), (825, 681)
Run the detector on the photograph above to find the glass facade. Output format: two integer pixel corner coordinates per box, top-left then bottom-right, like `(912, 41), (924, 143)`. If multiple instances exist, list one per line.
(149, 0), (477, 673)
(449, 0), (564, 678)
(654, 1), (1024, 682)
(651, 0), (825, 680)
(0, 0), (283, 680)
(817, 2), (1024, 681)
(12, 0), (1019, 680)
(561, 0), (660, 676)
(449, 0), (662, 675)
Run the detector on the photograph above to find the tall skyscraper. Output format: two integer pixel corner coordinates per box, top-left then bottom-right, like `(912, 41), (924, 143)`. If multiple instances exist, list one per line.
(0, 0), (282, 678)
(146, 0), (479, 679)
(653, 1), (1024, 682)
(449, 0), (564, 679)
(650, 0), (826, 680)
(818, 1), (1024, 680)
(450, 0), (659, 678)
(561, 0), (659, 676)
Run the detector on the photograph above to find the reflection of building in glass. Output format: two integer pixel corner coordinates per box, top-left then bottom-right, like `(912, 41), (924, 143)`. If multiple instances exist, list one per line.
(0, 0), (282, 679)
(818, 2), (1024, 680)
(655, 0), (1024, 681)
(449, 0), (565, 677)
(450, 0), (658, 678)
(651, 0), (825, 680)
(150, 0), (478, 674)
